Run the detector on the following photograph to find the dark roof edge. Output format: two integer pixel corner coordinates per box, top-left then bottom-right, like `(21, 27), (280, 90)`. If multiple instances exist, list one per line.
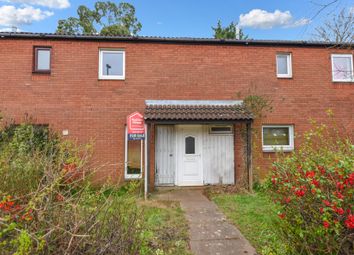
(1, 32), (353, 48)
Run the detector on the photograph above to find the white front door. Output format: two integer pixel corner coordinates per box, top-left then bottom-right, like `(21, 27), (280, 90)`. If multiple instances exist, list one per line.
(177, 125), (203, 186)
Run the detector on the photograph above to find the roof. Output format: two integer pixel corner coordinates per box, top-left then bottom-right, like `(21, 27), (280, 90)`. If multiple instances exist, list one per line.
(0, 32), (351, 48)
(144, 100), (253, 122)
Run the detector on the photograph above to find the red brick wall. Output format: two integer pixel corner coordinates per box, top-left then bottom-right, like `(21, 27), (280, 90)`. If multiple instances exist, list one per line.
(0, 38), (353, 184)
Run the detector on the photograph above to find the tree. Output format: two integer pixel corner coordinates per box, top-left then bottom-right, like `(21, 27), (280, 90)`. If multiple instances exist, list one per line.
(314, 8), (353, 44)
(56, 1), (142, 36)
(212, 20), (248, 40)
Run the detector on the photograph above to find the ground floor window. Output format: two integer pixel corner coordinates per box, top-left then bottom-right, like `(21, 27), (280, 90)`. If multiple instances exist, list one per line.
(262, 125), (294, 152)
(124, 127), (143, 179)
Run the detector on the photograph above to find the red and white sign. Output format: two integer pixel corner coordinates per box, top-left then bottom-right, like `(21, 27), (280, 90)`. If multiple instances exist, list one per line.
(127, 112), (145, 135)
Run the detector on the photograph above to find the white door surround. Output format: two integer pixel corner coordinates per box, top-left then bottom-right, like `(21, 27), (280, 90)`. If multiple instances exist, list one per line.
(176, 125), (203, 186)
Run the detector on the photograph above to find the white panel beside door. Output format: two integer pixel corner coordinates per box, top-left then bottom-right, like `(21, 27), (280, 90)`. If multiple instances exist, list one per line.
(202, 126), (235, 184)
(176, 125), (203, 186)
(155, 125), (176, 186)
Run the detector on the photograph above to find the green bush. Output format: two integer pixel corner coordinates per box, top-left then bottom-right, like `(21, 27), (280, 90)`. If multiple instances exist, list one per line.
(0, 122), (145, 254)
(266, 120), (353, 255)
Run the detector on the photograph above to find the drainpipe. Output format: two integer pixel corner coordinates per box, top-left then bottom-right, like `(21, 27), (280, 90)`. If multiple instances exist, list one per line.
(246, 121), (253, 192)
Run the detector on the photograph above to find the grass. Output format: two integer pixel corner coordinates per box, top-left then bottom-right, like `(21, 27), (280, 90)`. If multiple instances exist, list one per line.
(212, 192), (288, 255)
(140, 200), (191, 255)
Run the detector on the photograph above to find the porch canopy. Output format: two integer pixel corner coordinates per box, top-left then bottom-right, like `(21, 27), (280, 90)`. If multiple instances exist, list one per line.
(143, 100), (254, 191)
(144, 100), (253, 123)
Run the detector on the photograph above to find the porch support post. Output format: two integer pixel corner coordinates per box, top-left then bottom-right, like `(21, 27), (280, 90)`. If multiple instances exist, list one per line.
(144, 123), (148, 200)
(246, 121), (253, 192)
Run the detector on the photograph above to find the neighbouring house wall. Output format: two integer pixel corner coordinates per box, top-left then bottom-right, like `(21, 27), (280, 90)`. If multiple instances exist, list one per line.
(0, 38), (353, 185)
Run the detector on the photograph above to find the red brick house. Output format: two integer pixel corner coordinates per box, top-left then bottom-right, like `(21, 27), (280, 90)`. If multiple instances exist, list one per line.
(0, 32), (353, 191)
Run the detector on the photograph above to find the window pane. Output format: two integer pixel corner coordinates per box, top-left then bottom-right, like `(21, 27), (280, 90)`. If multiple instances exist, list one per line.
(127, 140), (141, 175)
(185, 136), (195, 154)
(37, 49), (50, 70)
(102, 51), (124, 76)
(333, 56), (352, 80)
(263, 127), (289, 146)
(210, 126), (233, 134)
(211, 127), (231, 132)
(277, 55), (288, 75)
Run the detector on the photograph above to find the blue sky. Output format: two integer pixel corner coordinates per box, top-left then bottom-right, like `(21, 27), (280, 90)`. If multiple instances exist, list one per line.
(0, 0), (353, 40)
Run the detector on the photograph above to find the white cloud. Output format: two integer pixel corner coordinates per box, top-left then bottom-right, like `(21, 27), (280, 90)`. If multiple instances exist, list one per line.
(0, 5), (53, 27)
(349, 6), (354, 14)
(1, 0), (70, 9)
(239, 9), (310, 29)
(285, 18), (311, 28)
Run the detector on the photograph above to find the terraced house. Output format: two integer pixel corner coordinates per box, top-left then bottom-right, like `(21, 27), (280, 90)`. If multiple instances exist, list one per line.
(0, 32), (353, 191)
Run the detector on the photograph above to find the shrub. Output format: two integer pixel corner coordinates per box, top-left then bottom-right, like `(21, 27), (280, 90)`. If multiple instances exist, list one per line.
(0, 122), (145, 254)
(266, 120), (353, 255)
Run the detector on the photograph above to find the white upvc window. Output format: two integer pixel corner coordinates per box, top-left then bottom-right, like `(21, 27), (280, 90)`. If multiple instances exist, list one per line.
(331, 54), (354, 82)
(99, 49), (125, 80)
(262, 125), (294, 152)
(124, 126), (143, 179)
(276, 53), (292, 78)
(209, 125), (233, 135)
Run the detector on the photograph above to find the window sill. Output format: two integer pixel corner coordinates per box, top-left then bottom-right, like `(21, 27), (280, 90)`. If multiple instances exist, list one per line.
(98, 76), (125, 81)
(332, 80), (354, 83)
(33, 71), (51, 74)
(125, 175), (142, 180)
(263, 146), (294, 152)
(277, 76), (293, 79)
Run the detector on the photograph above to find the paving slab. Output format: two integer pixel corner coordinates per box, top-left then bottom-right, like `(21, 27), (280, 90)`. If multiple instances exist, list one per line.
(154, 189), (257, 255)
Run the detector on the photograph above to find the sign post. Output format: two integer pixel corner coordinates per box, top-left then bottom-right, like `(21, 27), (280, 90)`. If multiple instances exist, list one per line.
(126, 112), (147, 200)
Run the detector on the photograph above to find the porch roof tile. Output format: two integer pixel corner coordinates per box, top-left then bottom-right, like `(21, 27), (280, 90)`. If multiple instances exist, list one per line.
(144, 101), (253, 121)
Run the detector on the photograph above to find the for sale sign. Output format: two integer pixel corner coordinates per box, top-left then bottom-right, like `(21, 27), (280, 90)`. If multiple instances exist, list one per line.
(127, 112), (145, 140)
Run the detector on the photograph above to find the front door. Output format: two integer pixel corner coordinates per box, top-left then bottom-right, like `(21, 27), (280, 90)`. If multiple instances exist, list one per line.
(177, 125), (203, 186)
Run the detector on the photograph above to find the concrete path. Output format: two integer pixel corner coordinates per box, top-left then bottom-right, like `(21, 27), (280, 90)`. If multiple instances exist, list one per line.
(154, 189), (257, 255)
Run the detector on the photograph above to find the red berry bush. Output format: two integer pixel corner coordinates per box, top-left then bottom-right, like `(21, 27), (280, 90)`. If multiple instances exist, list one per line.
(267, 122), (353, 255)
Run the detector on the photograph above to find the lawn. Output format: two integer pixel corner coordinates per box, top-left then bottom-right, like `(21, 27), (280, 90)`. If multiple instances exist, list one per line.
(212, 192), (288, 255)
(140, 200), (192, 255)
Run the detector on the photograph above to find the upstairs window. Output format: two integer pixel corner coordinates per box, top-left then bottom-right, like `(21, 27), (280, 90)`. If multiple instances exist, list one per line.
(33, 47), (51, 73)
(276, 53), (292, 78)
(262, 125), (294, 152)
(99, 49), (125, 80)
(331, 54), (353, 82)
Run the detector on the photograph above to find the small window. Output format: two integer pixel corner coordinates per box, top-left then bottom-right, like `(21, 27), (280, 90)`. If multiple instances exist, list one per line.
(126, 140), (142, 178)
(262, 125), (294, 152)
(99, 49), (125, 80)
(276, 53), (292, 78)
(209, 126), (233, 134)
(331, 54), (353, 82)
(33, 47), (51, 73)
(185, 136), (195, 154)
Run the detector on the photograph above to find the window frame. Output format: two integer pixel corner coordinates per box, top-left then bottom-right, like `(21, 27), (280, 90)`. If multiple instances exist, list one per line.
(98, 49), (125, 80)
(331, 54), (354, 82)
(209, 125), (233, 135)
(276, 53), (292, 78)
(262, 125), (294, 152)
(124, 126), (142, 180)
(33, 46), (51, 74)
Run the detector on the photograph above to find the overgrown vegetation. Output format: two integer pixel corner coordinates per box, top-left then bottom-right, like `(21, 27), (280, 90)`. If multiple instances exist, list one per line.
(265, 116), (354, 255)
(141, 200), (191, 255)
(0, 118), (190, 254)
(212, 192), (288, 255)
